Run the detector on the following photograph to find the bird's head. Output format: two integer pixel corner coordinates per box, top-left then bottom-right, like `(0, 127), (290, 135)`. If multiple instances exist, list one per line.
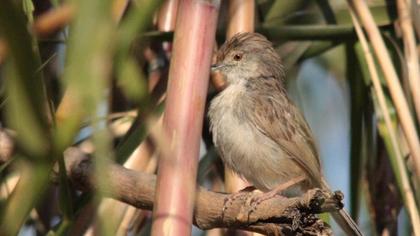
(211, 32), (284, 85)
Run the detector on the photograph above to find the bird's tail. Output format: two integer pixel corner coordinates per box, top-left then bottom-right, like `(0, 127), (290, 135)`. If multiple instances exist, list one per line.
(319, 178), (363, 236)
(331, 209), (363, 236)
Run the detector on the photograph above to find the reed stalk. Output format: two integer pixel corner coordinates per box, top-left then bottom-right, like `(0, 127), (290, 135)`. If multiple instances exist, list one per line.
(350, 9), (420, 236)
(348, 0), (420, 185)
(224, 0), (255, 196)
(396, 0), (420, 123)
(151, 1), (220, 235)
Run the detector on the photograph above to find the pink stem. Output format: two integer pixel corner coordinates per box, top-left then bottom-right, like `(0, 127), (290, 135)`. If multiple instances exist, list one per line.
(151, 1), (220, 235)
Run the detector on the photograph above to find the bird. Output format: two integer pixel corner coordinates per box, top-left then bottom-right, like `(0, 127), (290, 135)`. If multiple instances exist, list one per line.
(208, 32), (363, 236)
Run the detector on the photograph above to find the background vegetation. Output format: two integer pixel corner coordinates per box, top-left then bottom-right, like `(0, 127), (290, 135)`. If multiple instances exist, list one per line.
(0, 0), (419, 235)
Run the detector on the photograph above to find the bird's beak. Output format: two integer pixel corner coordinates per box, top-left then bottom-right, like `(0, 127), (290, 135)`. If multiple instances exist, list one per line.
(211, 63), (225, 72)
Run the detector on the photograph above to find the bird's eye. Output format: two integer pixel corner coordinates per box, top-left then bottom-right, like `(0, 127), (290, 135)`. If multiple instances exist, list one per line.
(233, 54), (242, 61)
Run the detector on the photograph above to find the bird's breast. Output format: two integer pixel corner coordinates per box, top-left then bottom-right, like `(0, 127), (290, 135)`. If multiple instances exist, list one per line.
(208, 85), (304, 192)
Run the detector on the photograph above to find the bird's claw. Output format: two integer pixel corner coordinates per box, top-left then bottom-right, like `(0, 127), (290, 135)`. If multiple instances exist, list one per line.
(236, 190), (278, 223)
(222, 186), (257, 220)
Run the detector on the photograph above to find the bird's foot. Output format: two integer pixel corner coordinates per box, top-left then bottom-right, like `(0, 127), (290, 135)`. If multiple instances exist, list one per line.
(236, 190), (277, 223)
(222, 186), (257, 219)
(237, 176), (307, 223)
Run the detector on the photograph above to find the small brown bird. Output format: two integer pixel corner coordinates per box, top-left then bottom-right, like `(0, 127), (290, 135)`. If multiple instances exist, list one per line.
(209, 32), (362, 236)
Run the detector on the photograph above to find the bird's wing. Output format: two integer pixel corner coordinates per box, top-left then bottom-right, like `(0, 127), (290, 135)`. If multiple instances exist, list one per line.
(244, 79), (362, 235)
(246, 83), (322, 187)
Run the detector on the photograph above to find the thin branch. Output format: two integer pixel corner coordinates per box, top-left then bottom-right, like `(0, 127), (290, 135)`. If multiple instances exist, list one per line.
(60, 148), (342, 236)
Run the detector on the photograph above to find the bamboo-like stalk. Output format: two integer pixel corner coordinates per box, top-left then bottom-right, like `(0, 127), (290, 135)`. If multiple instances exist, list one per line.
(227, 0), (255, 38)
(157, 0), (179, 33)
(397, 0), (420, 123)
(224, 0), (255, 196)
(225, 2), (258, 235)
(151, 1), (220, 235)
(156, 0), (179, 58)
(221, 6), (255, 235)
(348, 0), (420, 184)
(350, 10), (420, 236)
(409, 0), (420, 41)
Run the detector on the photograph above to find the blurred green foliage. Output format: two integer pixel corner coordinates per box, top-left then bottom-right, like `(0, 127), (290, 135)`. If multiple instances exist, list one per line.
(0, 0), (418, 235)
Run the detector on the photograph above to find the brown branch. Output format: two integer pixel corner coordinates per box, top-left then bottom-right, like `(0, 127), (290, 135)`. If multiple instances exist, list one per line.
(60, 148), (341, 235)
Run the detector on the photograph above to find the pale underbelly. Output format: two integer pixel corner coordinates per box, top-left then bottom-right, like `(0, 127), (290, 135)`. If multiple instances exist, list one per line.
(214, 118), (305, 194)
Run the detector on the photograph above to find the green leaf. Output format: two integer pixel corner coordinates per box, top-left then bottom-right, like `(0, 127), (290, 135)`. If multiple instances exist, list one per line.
(55, 0), (116, 150)
(0, 162), (52, 235)
(22, 0), (34, 23)
(346, 43), (368, 219)
(117, 58), (148, 102)
(301, 41), (340, 59)
(261, 24), (360, 40)
(314, 0), (337, 24)
(54, 0), (118, 234)
(334, 1), (397, 26)
(57, 154), (75, 221)
(264, 0), (397, 26)
(265, 0), (310, 22)
(0, 0), (50, 157)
